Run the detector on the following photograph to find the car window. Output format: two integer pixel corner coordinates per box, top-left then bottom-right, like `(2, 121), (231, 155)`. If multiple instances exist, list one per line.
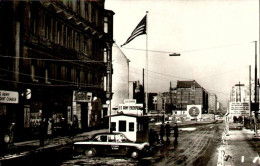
(120, 134), (129, 142)
(93, 136), (101, 142)
(100, 135), (107, 142)
(108, 135), (116, 142)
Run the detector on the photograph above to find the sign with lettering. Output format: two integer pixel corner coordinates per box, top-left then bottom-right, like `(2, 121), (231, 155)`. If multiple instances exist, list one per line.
(0, 90), (19, 104)
(124, 99), (136, 104)
(229, 102), (250, 116)
(73, 91), (92, 102)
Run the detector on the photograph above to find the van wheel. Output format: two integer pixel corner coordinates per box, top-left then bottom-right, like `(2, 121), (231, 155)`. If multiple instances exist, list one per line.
(130, 150), (139, 159)
(85, 148), (96, 157)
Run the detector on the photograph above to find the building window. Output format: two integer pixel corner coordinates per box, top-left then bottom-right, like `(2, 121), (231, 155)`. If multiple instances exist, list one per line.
(111, 122), (116, 131)
(76, 32), (80, 51)
(63, 26), (67, 47)
(129, 122), (134, 132)
(76, 0), (80, 14)
(83, 37), (88, 54)
(56, 23), (62, 44)
(119, 121), (126, 132)
(45, 68), (51, 84)
(104, 16), (108, 33)
(68, 1), (72, 8)
(85, 2), (89, 20)
(31, 64), (38, 82)
(61, 66), (66, 81)
(67, 28), (72, 48)
(103, 48), (107, 62)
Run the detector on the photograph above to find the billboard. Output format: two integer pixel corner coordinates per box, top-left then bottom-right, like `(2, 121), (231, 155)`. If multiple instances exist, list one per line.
(229, 102), (250, 117)
(187, 105), (202, 119)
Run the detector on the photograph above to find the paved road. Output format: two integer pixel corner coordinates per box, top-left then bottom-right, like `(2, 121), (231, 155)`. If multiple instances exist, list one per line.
(60, 121), (222, 166)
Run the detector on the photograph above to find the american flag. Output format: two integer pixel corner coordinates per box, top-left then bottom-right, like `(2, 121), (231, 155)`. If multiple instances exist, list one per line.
(121, 15), (147, 47)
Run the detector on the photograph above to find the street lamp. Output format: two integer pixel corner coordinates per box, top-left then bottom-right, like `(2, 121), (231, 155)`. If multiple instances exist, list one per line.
(169, 53), (181, 56)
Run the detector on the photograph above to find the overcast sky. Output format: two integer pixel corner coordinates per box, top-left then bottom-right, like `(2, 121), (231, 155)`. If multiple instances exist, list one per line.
(105, 0), (259, 107)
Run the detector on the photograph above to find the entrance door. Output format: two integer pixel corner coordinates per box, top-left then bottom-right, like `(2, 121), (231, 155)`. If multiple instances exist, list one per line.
(81, 103), (88, 130)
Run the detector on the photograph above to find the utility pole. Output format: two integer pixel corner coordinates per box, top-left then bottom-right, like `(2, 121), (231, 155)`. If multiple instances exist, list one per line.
(170, 82), (172, 114)
(143, 68), (145, 115)
(250, 65), (252, 128)
(254, 41), (258, 135)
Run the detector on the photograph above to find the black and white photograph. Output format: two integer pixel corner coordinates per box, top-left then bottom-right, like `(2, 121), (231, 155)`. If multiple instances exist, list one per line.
(0, 0), (260, 165)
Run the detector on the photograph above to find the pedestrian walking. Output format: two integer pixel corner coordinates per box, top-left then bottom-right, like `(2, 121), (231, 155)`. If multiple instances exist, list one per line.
(39, 119), (47, 146)
(173, 123), (179, 144)
(149, 129), (155, 145)
(8, 122), (15, 146)
(72, 115), (79, 137)
(165, 122), (171, 141)
(160, 124), (165, 143)
(47, 118), (53, 138)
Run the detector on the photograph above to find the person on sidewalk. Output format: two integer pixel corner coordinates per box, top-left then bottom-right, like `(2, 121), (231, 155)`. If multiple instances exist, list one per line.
(71, 115), (79, 138)
(165, 122), (171, 141)
(160, 124), (165, 143)
(39, 119), (47, 146)
(47, 118), (53, 138)
(173, 123), (178, 144)
(8, 122), (15, 146)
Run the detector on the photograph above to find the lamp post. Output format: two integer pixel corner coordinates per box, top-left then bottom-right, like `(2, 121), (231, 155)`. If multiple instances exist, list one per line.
(106, 92), (112, 133)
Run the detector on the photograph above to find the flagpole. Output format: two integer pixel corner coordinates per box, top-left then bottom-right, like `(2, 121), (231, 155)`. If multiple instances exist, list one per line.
(145, 11), (148, 115)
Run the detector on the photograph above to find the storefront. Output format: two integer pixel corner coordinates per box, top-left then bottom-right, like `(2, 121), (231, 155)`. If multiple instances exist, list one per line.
(0, 90), (19, 146)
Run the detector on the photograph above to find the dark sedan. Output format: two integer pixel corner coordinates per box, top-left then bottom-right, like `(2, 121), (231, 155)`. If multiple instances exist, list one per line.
(73, 132), (150, 159)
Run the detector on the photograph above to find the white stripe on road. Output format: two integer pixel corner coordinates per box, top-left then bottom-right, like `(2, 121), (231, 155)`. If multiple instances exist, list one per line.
(253, 157), (259, 163)
(241, 156), (244, 163)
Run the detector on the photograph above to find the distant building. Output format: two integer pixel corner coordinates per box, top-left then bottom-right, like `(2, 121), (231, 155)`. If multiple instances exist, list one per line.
(208, 93), (217, 114)
(175, 80), (208, 114)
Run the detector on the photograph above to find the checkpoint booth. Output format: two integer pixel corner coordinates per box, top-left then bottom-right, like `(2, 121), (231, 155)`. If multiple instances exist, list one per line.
(108, 113), (149, 142)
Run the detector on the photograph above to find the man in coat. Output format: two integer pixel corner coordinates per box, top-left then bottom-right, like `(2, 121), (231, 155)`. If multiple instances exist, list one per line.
(173, 123), (179, 144)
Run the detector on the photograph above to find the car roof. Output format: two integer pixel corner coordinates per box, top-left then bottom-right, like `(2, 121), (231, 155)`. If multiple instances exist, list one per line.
(91, 132), (125, 139)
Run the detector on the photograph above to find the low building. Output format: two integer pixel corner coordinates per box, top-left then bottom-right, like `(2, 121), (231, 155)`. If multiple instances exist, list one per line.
(109, 113), (149, 142)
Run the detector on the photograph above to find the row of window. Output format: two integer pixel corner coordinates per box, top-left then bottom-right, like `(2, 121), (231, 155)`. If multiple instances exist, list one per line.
(111, 121), (135, 132)
(64, 1), (101, 27)
(30, 61), (104, 89)
(31, 7), (105, 61)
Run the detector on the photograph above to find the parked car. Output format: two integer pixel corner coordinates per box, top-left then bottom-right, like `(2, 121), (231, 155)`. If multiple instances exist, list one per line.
(73, 132), (150, 159)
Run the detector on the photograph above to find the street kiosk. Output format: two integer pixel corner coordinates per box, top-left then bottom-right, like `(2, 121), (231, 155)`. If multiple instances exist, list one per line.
(108, 113), (149, 142)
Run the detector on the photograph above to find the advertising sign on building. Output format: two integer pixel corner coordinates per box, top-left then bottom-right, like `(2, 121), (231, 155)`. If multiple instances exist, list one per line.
(73, 91), (92, 102)
(187, 105), (202, 119)
(229, 102), (250, 117)
(0, 90), (19, 104)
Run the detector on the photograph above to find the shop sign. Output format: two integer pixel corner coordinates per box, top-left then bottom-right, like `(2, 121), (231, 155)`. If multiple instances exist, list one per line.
(73, 91), (92, 102)
(0, 90), (18, 104)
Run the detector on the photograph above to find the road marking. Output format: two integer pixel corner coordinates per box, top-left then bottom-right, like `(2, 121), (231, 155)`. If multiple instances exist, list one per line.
(241, 156), (244, 163)
(179, 127), (196, 131)
(253, 157), (259, 163)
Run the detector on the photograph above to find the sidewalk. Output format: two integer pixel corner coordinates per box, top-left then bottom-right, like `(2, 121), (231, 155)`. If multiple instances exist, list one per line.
(218, 123), (260, 166)
(0, 128), (108, 161)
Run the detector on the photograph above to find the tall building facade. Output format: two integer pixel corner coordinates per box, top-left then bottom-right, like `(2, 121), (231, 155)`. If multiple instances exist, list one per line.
(208, 93), (217, 114)
(175, 80), (208, 114)
(0, 1), (114, 140)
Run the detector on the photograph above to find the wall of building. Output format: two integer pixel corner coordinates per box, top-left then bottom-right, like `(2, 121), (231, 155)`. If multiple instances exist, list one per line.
(0, 1), (114, 141)
(111, 43), (129, 114)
